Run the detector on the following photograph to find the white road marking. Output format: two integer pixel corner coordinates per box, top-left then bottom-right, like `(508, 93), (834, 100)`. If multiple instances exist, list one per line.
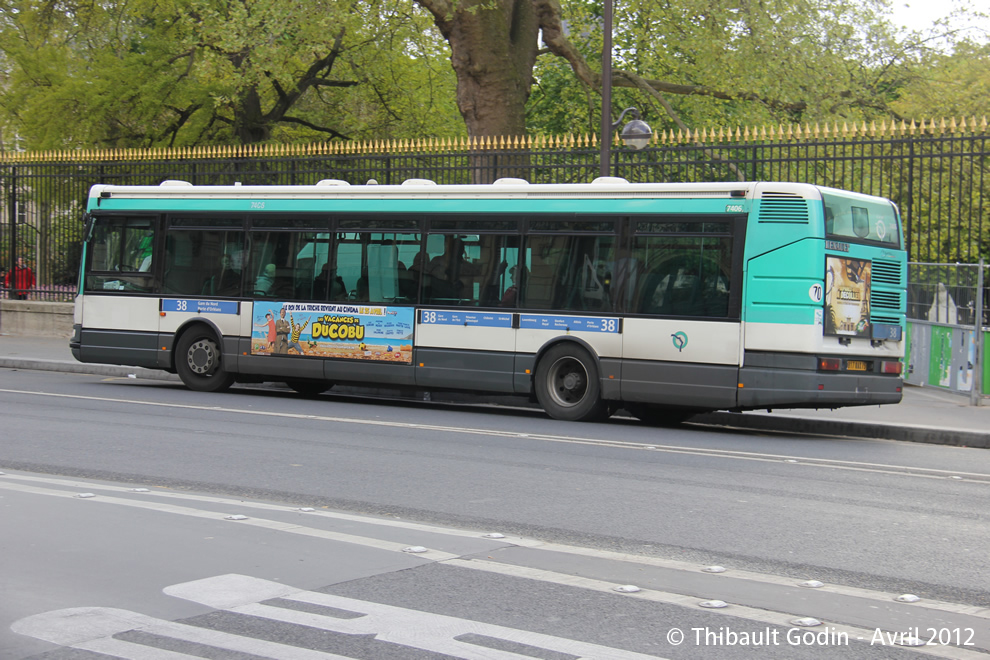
(14, 575), (666, 660)
(12, 606), (354, 659)
(2, 470), (988, 625)
(0, 477), (459, 562)
(446, 560), (990, 660)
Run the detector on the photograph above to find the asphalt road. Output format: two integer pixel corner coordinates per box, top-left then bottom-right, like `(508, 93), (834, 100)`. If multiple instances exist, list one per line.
(3, 368), (990, 659)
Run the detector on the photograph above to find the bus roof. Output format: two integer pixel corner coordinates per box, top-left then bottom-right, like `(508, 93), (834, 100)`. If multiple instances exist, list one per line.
(89, 178), (847, 203)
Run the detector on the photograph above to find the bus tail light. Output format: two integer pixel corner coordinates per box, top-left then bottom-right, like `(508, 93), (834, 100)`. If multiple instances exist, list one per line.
(819, 358), (841, 371)
(880, 360), (902, 375)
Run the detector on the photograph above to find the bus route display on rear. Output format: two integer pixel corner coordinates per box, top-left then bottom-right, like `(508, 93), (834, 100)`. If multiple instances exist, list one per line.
(251, 301), (414, 363)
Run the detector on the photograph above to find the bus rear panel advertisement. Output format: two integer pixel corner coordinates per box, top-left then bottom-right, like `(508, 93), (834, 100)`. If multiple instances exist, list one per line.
(71, 178), (906, 423)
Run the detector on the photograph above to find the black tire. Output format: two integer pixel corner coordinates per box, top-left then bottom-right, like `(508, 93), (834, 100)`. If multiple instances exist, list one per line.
(175, 327), (235, 393)
(285, 379), (332, 397)
(625, 403), (695, 426)
(534, 344), (608, 421)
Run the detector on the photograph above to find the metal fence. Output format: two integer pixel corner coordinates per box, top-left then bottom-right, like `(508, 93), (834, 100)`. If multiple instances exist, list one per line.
(2, 118), (988, 301)
(908, 261), (989, 326)
(906, 260), (987, 402)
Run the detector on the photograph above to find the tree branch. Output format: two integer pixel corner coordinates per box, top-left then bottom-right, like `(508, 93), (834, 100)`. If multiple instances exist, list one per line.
(280, 115), (351, 140)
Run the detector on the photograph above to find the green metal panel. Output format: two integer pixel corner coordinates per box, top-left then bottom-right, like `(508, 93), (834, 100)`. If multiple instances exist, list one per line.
(984, 331), (990, 396)
(743, 239), (822, 325)
(928, 325), (952, 388)
(742, 199), (823, 261)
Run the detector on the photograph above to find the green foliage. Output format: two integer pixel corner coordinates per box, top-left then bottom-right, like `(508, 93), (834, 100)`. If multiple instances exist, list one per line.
(526, 0), (987, 135)
(0, 0), (987, 151)
(891, 40), (990, 120)
(0, 0), (461, 148)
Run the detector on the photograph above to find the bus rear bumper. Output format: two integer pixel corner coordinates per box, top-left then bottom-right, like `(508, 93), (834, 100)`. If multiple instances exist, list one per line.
(736, 366), (903, 410)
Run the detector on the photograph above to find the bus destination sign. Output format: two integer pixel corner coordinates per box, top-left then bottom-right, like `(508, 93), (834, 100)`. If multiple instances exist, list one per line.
(520, 314), (620, 333)
(162, 299), (239, 315)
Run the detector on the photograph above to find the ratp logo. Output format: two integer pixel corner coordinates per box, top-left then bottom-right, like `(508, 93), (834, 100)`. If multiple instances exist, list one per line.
(671, 331), (688, 352)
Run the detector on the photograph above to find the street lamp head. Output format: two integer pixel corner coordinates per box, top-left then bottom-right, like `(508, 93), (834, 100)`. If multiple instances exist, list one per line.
(620, 118), (652, 150)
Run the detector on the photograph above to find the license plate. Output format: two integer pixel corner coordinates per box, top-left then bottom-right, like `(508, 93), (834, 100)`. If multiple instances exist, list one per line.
(846, 360), (867, 371)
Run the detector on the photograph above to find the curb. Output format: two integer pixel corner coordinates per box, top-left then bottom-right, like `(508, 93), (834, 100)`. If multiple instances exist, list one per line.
(690, 412), (989, 449)
(0, 358), (179, 382)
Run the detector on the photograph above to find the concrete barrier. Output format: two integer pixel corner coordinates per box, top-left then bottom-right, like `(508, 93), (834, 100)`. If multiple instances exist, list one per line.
(0, 300), (73, 338)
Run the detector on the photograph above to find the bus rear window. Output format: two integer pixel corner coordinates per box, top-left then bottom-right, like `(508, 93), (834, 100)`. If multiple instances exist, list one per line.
(822, 192), (900, 247)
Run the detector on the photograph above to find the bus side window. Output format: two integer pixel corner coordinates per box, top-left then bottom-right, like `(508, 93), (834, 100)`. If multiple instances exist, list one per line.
(248, 231), (318, 298)
(523, 234), (615, 311)
(164, 230), (243, 296)
(85, 216), (156, 292)
(332, 232), (420, 304)
(418, 233), (510, 307)
(633, 235), (732, 317)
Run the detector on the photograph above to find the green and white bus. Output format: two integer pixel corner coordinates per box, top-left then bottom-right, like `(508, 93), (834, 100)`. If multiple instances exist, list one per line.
(70, 177), (906, 422)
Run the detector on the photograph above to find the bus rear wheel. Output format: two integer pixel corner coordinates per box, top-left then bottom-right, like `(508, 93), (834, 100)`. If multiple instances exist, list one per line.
(176, 328), (235, 393)
(535, 344), (608, 422)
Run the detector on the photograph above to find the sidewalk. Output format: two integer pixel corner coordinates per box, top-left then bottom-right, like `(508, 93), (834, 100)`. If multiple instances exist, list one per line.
(2, 334), (986, 448)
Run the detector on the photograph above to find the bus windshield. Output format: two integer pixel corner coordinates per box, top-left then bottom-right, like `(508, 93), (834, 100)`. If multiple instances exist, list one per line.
(822, 191), (901, 248)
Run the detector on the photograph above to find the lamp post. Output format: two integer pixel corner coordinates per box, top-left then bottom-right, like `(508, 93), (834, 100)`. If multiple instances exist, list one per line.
(599, 0), (651, 178)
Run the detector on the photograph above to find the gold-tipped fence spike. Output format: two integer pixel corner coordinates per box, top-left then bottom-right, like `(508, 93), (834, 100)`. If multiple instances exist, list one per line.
(4, 115), (986, 163)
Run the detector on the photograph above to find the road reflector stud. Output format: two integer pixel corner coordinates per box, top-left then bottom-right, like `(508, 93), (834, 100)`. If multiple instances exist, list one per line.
(614, 585), (641, 593)
(791, 617), (822, 627)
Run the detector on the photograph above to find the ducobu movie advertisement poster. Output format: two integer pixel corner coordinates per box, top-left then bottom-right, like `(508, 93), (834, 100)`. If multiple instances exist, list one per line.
(824, 256), (872, 338)
(251, 302), (414, 363)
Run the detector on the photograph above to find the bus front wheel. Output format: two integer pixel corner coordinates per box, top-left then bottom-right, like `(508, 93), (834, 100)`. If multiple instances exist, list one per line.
(535, 344), (608, 422)
(175, 329), (235, 393)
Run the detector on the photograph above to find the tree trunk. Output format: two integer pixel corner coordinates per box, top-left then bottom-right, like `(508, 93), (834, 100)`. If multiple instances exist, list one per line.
(436, 0), (539, 138)
(419, 0), (539, 181)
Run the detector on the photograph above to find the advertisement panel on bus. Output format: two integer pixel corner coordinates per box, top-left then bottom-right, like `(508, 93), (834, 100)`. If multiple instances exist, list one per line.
(251, 301), (415, 363)
(825, 256), (871, 338)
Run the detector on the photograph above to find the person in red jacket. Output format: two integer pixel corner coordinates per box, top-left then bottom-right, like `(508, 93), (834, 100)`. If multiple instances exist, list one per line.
(5, 257), (35, 300)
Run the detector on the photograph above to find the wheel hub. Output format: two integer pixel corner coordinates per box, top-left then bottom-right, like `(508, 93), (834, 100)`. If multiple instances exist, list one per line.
(550, 358), (588, 407)
(187, 339), (217, 375)
(562, 372), (584, 391)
